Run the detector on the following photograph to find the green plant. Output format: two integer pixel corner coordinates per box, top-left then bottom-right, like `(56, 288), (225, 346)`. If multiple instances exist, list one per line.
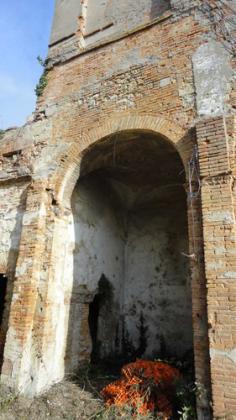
(178, 404), (196, 420)
(174, 378), (197, 419)
(0, 388), (18, 411)
(35, 55), (48, 98)
(90, 404), (157, 420)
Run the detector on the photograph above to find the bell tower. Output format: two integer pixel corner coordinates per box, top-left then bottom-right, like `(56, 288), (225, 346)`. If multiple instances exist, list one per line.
(49, 0), (171, 64)
(50, 0), (82, 46)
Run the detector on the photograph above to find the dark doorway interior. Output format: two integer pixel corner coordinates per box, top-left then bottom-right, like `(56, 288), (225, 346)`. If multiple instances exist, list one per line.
(0, 274), (7, 326)
(69, 129), (193, 378)
(0, 274), (8, 365)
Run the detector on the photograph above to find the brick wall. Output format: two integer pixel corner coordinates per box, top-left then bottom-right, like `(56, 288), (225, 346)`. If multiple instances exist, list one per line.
(197, 116), (236, 417)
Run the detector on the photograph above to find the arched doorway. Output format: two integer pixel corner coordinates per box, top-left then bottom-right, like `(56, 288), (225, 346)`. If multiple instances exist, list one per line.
(66, 129), (193, 369)
(0, 115), (210, 415)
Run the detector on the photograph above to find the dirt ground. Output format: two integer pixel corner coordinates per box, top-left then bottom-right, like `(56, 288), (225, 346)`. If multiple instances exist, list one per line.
(0, 365), (154, 420)
(0, 380), (102, 420)
(0, 361), (196, 419)
(0, 365), (113, 420)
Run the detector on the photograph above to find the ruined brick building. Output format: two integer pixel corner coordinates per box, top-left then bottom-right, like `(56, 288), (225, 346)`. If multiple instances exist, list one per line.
(0, 0), (235, 418)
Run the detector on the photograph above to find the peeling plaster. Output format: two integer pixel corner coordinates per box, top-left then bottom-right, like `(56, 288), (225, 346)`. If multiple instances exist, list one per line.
(193, 40), (233, 117)
(210, 347), (236, 364)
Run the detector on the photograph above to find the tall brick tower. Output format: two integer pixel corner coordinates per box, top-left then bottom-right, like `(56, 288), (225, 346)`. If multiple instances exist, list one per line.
(0, 1), (235, 418)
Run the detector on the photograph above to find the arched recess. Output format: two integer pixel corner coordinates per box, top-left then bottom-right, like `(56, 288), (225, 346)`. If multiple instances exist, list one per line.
(5, 114), (209, 414)
(50, 114), (191, 207)
(67, 127), (193, 367)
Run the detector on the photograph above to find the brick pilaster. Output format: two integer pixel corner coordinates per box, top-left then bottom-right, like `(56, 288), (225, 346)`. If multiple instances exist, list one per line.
(197, 115), (236, 418)
(1, 181), (50, 390)
(187, 187), (212, 417)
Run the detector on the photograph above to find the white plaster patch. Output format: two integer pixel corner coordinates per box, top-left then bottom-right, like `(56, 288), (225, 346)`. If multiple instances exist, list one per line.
(15, 260), (32, 277)
(160, 77), (171, 87)
(210, 347), (236, 364)
(23, 211), (41, 226)
(206, 261), (224, 270)
(0, 183), (28, 267)
(222, 271), (236, 279)
(192, 40), (233, 116)
(205, 210), (234, 224)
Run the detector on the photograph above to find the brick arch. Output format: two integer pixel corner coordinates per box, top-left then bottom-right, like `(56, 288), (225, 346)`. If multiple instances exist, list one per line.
(42, 113), (211, 415)
(51, 113), (191, 206)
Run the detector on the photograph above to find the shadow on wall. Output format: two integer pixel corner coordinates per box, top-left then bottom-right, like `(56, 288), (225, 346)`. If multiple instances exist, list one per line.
(88, 275), (115, 363)
(64, 172), (125, 374)
(0, 185), (28, 370)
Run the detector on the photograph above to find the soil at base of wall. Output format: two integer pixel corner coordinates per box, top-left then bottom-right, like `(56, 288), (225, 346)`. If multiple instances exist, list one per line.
(0, 379), (161, 420)
(0, 381), (100, 420)
(0, 360), (196, 419)
(0, 365), (129, 420)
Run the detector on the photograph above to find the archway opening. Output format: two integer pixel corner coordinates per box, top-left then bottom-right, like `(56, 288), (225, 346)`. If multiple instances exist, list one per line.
(69, 130), (193, 370)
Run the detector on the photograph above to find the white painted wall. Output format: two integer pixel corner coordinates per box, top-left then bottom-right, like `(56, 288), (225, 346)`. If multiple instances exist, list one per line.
(69, 176), (192, 366)
(72, 178), (125, 292)
(71, 176), (125, 361)
(123, 207), (192, 359)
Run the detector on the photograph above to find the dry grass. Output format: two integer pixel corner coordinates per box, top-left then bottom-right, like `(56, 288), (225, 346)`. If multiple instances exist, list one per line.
(0, 361), (196, 419)
(0, 365), (158, 420)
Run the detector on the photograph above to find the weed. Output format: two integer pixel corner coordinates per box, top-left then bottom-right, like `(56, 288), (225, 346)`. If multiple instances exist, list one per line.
(35, 56), (48, 98)
(0, 389), (18, 410)
(89, 404), (157, 419)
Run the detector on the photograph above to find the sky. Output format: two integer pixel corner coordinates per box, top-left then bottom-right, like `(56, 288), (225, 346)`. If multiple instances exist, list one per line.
(0, 1), (55, 129)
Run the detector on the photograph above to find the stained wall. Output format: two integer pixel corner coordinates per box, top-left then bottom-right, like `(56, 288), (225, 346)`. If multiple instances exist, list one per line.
(69, 162), (192, 366)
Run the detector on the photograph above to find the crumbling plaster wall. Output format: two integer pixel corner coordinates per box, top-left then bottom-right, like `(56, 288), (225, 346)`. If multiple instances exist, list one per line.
(123, 205), (192, 359)
(0, 181), (29, 340)
(72, 178), (125, 293)
(70, 177), (125, 367)
(0, 182), (28, 275)
(193, 40), (233, 117)
(68, 175), (192, 367)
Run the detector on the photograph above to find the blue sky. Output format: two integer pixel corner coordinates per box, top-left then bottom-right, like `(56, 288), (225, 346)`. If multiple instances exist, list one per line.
(0, 1), (54, 129)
